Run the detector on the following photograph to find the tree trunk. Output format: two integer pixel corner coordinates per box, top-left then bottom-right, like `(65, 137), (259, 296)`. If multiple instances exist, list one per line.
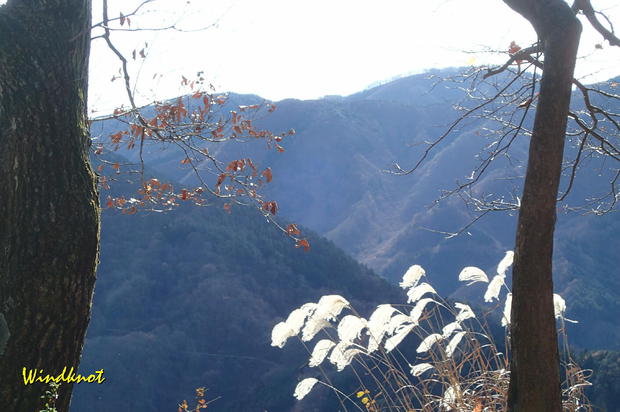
(0, 1), (99, 410)
(501, 1), (582, 411)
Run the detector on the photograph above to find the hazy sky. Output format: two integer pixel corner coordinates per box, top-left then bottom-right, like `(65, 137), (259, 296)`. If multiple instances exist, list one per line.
(2, 0), (619, 114)
(86, 0), (620, 114)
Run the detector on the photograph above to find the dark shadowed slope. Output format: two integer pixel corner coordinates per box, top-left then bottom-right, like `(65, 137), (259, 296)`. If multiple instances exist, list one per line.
(71, 195), (400, 411)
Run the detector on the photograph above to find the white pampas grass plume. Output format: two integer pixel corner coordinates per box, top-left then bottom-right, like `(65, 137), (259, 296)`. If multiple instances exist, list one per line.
(442, 321), (462, 339)
(400, 265), (426, 289)
(553, 293), (577, 323)
(553, 293), (566, 318)
(483, 251), (513, 302)
(301, 295), (350, 342)
(410, 297), (437, 323)
(386, 313), (414, 335)
(308, 339), (336, 367)
(366, 305), (397, 353)
(406, 282), (437, 304)
(315, 295), (350, 320)
(294, 377), (319, 400)
(484, 274), (506, 302)
(301, 317), (331, 342)
(416, 333), (443, 353)
(441, 385), (458, 409)
(271, 303), (318, 347)
(502, 293), (512, 327)
(285, 303), (317, 335)
(455, 302), (476, 322)
(385, 323), (415, 353)
(329, 341), (362, 371)
(458, 266), (489, 285)
(497, 251), (514, 276)
(271, 321), (296, 348)
(445, 331), (466, 358)
(410, 362), (434, 377)
(337, 315), (367, 343)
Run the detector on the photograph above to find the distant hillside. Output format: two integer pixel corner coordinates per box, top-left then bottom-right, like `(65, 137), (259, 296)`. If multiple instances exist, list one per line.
(91, 69), (620, 350)
(579, 350), (620, 412)
(70, 195), (400, 411)
(74, 69), (620, 410)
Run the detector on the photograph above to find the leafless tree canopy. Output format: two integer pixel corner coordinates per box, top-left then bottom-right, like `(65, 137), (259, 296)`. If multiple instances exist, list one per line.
(393, 0), (620, 223)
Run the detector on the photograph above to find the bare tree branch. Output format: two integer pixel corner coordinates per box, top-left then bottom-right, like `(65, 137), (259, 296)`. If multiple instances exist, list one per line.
(574, 0), (620, 46)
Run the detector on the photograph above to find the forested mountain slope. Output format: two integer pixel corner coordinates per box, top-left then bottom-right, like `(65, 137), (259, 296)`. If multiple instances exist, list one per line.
(90, 70), (620, 350)
(71, 194), (400, 411)
(75, 69), (619, 410)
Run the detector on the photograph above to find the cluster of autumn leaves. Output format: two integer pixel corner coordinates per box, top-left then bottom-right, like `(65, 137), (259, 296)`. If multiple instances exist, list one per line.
(178, 387), (210, 411)
(93, 82), (309, 250)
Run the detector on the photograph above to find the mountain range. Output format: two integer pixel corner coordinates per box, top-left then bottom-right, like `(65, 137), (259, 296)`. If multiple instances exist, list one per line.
(74, 68), (620, 411)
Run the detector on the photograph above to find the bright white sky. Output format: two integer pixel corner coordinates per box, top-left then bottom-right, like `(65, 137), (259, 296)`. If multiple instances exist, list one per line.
(1, 0), (619, 114)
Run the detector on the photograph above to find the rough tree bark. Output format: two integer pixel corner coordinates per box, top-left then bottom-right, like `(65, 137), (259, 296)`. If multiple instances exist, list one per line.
(501, 1), (582, 411)
(0, 0), (99, 410)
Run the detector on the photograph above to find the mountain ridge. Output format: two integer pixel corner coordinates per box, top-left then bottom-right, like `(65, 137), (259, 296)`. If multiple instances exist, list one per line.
(95, 68), (620, 350)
